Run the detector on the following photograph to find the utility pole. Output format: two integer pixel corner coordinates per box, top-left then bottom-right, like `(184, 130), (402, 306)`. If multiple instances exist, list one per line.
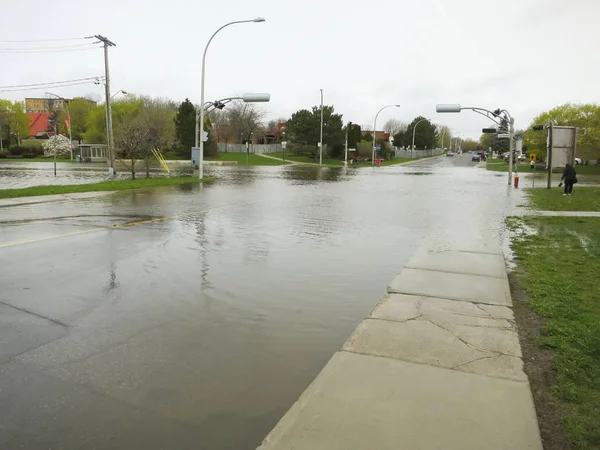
(95, 34), (116, 177)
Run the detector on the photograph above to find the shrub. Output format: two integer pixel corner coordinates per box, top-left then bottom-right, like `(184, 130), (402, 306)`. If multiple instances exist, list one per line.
(0, 152), (8, 158)
(9, 146), (24, 156)
(22, 152), (37, 158)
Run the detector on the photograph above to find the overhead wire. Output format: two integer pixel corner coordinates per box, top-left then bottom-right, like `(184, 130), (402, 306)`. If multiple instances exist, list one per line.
(0, 36), (95, 43)
(0, 80), (103, 93)
(0, 42), (101, 52)
(0, 77), (104, 89)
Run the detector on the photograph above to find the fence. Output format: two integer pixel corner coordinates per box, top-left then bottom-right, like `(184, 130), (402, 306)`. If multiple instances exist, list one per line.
(394, 148), (444, 159)
(217, 143), (282, 154)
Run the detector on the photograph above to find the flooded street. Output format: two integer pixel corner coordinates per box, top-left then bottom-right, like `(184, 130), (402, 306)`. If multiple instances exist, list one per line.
(0, 156), (526, 449)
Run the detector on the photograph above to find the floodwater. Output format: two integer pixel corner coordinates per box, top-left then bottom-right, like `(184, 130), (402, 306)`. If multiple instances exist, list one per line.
(0, 161), (191, 189)
(0, 155), (526, 449)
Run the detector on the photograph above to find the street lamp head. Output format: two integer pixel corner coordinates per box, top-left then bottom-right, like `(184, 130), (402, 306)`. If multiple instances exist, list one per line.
(253, 17), (266, 22)
(242, 93), (270, 103)
(394, 104), (400, 107)
(121, 90), (128, 95)
(436, 104), (462, 113)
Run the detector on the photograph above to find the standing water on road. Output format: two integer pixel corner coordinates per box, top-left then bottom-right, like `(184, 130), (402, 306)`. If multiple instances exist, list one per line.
(0, 156), (525, 449)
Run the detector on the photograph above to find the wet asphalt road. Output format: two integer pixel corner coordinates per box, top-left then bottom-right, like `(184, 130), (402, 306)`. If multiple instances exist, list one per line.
(0, 154), (526, 449)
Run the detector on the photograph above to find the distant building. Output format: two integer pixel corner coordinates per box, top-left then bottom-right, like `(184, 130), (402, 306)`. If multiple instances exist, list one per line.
(25, 97), (96, 114)
(361, 130), (390, 141)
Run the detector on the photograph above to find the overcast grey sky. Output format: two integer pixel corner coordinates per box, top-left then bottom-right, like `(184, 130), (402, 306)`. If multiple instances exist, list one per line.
(2, 0), (599, 139)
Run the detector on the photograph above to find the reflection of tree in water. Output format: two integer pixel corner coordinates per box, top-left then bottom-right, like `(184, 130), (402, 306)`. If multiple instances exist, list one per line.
(192, 214), (211, 288)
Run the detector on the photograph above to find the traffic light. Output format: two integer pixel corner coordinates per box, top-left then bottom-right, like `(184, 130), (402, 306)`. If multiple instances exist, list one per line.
(482, 128), (497, 134)
(532, 125), (545, 131)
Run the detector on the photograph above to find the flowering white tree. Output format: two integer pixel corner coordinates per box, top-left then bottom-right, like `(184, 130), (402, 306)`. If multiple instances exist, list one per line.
(42, 134), (70, 176)
(42, 135), (70, 157)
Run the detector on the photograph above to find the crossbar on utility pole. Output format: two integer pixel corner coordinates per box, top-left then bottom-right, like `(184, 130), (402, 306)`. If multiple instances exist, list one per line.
(95, 34), (116, 176)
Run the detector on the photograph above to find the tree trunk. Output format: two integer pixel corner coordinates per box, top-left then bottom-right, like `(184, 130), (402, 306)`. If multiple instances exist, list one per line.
(131, 157), (135, 180)
(145, 158), (150, 178)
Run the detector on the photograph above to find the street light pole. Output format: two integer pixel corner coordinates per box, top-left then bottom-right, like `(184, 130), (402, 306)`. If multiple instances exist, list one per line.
(372, 104), (400, 166)
(198, 17), (265, 180)
(436, 104), (515, 185)
(319, 89), (323, 166)
(411, 118), (427, 160)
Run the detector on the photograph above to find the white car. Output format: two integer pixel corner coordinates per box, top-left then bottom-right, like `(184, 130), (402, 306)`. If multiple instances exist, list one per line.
(575, 157), (582, 165)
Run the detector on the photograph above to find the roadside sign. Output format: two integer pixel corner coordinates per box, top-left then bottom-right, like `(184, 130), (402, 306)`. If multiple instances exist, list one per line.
(497, 133), (510, 138)
(68, 143), (73, 150)
(376, 144), (381, 151)
(529, 153), (536, 161)
(281, 141), (287, 149)
(201, 131), (208, 142)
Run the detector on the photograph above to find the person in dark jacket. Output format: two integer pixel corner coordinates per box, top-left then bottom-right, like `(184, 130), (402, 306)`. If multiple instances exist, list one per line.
(561, 163), (577, 195)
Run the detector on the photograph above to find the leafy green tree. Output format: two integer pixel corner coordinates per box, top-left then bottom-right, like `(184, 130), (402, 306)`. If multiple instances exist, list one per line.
(406, 116), (437, 149)
(174, 98), (196, 157)
(347, 122), (361, 148)
(204, 115), (217, 158)
(479, 132), (495, 151)
(436, 125), (452, 148)
(285, 105), (344, 156)
(69, 98), (94, 141)
(525, 103), (600, 160)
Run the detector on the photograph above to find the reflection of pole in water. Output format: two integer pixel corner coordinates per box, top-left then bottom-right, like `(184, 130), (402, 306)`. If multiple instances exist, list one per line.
(193, 215), (210, 288)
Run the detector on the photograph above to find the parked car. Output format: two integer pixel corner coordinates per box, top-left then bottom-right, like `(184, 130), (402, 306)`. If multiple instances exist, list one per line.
(471, 154), (481, 162)
(446, 151), (454, 157)
(518, 154), (527, 161)
(575, 157), (582, 165)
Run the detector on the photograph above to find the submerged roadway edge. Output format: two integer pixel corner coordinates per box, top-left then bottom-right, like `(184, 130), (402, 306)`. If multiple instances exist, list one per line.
(257, 248), (544, 450)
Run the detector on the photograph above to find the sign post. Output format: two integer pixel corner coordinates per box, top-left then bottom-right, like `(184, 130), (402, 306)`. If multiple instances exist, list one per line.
(281, 141), (287, 162)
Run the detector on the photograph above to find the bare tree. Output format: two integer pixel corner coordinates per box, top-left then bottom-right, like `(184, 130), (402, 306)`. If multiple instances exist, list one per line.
(265, 119), (278, 132)
(382, 118), (406, 136)
(226, 99), (267, 141)
(114, 112), (150, 180)
(361, 124), (373, 132)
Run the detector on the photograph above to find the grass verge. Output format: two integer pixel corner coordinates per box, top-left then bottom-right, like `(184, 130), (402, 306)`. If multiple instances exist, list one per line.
(268, 152), (343, 166)
(0, 176), (215, 199)
(507, 216), (600, 448)
(487, 161), (600, 174)
(526, 186), (600, 212)
(207, 153), (290, 166)
(0, 157), (73, 163)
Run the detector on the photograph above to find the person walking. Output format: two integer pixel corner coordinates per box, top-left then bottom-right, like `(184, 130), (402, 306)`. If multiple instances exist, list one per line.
(560, 163), (578, 196)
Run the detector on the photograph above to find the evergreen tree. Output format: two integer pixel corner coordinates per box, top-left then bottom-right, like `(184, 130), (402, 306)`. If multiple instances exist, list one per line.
(174, 98), (196, 157)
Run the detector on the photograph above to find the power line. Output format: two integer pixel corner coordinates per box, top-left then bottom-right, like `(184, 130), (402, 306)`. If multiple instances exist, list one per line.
(0, 77), (104, 89)
(0, 36), (94, 43)
(0, 80), (102, 93)
(0, 42), (101, 51)
(0, 45), (102, 54)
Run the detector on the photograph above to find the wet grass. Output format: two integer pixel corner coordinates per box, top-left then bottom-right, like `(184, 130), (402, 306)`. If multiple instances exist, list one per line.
(507, 216), (600, 449)
(268, 152), (343, 166)
(527, 187), (600, 211)
(207, 153), (290, 166)
(488, 161), (600, 174)
(0, 156), (73, 163)
(0, 176), (215, 199)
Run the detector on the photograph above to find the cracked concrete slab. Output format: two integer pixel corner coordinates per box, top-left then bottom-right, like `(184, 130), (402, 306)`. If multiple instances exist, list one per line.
(388, 268), (512, 306)
(406, 250), (508, 279)
(364, 294), (524, 380)
(343, 317), (525, 381)
(257, 351), (542, 450)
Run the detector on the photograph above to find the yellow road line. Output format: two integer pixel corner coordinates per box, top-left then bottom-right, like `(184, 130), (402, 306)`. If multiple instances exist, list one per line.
(0, 203), (250, 249)
(0, 227), (107, 249)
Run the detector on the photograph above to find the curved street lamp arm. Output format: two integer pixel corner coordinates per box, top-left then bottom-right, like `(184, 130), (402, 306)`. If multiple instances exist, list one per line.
(372, 104), (400, 165)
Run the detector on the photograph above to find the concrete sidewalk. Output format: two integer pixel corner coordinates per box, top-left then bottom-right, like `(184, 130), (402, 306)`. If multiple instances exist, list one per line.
(0, 191), (113, 208)
(258, 249), (542, 450)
